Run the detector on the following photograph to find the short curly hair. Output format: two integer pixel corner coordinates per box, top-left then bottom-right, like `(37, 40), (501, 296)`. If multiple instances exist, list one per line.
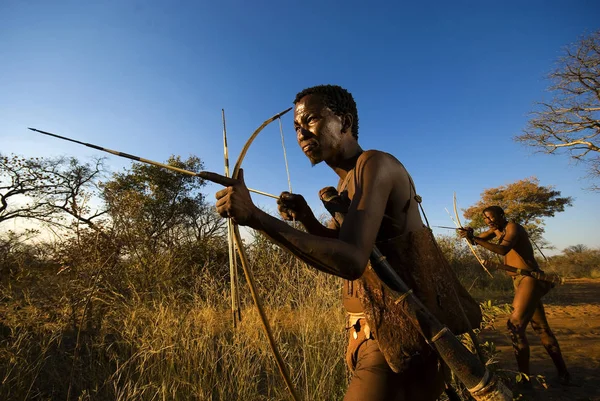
(293, 84), (359, 139)
(483, 206), (505, 218)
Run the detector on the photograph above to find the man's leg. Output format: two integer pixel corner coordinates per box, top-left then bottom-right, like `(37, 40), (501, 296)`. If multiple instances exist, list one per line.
(529, 302), (570, 383)
(508, 276), (541, 376)
(344, 332), (444, 401)
(344, 338), (403, 401)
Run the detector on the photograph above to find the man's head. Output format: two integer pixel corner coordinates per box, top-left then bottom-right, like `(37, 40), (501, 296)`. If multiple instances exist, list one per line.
(293, 85), (359, 165)
(482, 206), (507, 230)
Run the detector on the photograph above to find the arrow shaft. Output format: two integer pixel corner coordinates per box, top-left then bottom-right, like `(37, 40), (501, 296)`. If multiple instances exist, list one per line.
(29, 127), (278, 199)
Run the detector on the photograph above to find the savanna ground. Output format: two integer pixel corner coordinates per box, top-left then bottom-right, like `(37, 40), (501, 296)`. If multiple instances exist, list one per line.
(479, 278), (600, 401)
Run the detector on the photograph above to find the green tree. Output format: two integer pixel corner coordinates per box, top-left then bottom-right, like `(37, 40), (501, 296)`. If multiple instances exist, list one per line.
(515, 30), (600, 190)
(463, 177), (573, 244)
(102, 155), (223, 249)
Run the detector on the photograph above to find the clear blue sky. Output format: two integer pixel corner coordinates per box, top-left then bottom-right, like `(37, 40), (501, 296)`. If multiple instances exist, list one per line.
(1, 1), (599, 254)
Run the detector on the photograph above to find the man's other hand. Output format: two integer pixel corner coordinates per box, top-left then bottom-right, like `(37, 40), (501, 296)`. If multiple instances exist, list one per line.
(277, 192), (310, 222)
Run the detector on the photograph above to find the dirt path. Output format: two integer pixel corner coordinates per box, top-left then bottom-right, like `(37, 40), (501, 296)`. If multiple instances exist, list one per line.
(479, 278), (600, 401)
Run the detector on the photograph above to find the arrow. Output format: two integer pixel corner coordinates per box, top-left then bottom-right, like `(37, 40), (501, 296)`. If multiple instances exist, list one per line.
(28, 128), (279, 199)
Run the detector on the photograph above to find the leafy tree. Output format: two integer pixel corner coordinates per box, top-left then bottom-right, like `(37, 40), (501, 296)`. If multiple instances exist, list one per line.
(463, 177), (573, 244)
(515, 30), (600, 190)
(102, 155), (224, 249)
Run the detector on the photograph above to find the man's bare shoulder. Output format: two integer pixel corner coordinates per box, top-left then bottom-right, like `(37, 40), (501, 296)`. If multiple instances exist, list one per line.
(505, 221), (521, 232)
(354, 151), (409, 195)
(357, 150), (406, 172)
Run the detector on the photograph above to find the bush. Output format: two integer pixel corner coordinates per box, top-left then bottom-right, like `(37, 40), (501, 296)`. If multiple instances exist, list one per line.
(544, 245), (600, 278)
(435, 234), (514, 301)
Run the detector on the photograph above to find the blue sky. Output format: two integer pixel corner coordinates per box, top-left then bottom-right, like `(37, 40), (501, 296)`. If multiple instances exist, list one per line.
(1, 1), (599, 254)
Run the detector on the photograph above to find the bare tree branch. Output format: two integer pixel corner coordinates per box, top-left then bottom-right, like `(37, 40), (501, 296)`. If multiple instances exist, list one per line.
(516, 30), (600, 190)
(0, 154), (109, 235)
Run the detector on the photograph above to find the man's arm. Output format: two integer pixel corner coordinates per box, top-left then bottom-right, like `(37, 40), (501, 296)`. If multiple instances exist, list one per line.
(214, 153), (396, 280)
(458, 227), (495, 244)
(473, 228), (497, 242)
(298, 215), (339, 238)
(473, 223), (519, 255)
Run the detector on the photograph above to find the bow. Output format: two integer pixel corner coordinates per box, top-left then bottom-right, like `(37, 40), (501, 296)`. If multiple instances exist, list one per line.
(448, 193), (493, 277)
(226, 107), (300, 401)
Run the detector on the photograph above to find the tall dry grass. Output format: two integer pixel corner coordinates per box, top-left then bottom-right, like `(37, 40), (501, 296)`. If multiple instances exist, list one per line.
(0, 230), (349, 401)
(0, 230), (522, 401)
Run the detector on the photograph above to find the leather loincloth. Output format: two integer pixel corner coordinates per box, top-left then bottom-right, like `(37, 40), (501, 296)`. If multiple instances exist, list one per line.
(356, 227), (482, 373)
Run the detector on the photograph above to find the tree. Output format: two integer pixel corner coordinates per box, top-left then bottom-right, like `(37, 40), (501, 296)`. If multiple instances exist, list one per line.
(515, 30), (600, 190)
(563, 244), (589, 254)
(548, 245), (600, 278)
(463, 177), (573, 244)
(102, 155), (224, 249)
(0, 154), (107, 232)
(1, 152), (223, 246)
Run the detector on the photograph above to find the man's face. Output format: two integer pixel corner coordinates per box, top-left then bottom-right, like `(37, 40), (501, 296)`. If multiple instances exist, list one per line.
(293, 94), (345, 166)
(483, 210), (505, 230)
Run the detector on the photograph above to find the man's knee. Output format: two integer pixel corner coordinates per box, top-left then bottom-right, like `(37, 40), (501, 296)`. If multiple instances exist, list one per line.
(530, 320), (548, 335)
(507, 317), (529, 349)
(530, 321), (558, 346)
(507, 317), (526, 335)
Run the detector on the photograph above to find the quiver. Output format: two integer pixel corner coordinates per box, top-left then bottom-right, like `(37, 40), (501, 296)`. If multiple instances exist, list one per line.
(357, 227), (482, 373)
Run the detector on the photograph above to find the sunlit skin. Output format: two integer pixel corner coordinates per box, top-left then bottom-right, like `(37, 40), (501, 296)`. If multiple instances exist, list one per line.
(459, 210), (536, 267)
(210, 93), (445, 400)
(458, 209), (570, 386)
(293, 94), (354, 167)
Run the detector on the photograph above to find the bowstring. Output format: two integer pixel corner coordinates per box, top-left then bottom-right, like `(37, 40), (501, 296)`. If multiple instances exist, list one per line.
(278, 117), (293, 194)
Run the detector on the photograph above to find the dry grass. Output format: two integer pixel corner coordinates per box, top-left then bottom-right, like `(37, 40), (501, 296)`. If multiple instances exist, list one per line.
(0, 231), (517, 401)
(0, 237), (349, 401)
